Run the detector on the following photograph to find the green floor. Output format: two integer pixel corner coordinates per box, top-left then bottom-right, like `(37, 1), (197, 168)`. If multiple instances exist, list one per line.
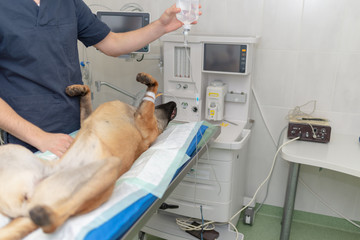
(146, 204), (360, 240)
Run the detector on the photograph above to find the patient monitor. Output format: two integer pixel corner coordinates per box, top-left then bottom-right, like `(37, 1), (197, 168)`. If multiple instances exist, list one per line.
(97, 11), (150, 53)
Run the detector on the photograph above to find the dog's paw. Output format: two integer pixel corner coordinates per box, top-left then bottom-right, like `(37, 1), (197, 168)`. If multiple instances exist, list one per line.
(136, 73), (157, 87)
(29, 205), (53, 227)
(66, 85), (90, 97)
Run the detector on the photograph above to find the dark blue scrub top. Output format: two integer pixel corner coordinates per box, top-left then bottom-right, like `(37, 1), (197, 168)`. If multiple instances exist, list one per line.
(0, 0), (110, 151)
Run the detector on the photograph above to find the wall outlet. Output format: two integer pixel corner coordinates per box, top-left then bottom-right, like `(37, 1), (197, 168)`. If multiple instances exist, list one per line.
(244, 207), (255, 225)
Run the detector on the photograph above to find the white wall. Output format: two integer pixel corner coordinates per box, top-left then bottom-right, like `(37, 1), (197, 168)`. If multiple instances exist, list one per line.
(82, 0), (360, 220)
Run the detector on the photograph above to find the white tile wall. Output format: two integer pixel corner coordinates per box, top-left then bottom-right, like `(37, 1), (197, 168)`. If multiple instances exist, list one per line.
(299, 0), (345, 52)
(83, 0), (360, 220)
(259, 0), (303, 50)
(250, 0), (360, 220)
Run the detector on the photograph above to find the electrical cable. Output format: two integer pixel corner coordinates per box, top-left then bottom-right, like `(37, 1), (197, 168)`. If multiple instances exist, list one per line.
(200, 205), (204, 240)
(228, 137), (300, 223)
(136, 54), (145, 62)
(286, 99), (317, 120)
(298, 177), (360, 229)
(251, 87), (277, 145)
(254, 125), (287, 215)
(119, 3), (144, 12)
(175, 127), (217, 235)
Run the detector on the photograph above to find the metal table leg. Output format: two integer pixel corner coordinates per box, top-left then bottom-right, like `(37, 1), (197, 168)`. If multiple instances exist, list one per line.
(280, 162), (300, 240)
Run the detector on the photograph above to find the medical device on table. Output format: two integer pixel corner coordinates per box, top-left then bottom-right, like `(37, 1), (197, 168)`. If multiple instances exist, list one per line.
(143, 34), (259, 240)
(287, 116), (331, 143)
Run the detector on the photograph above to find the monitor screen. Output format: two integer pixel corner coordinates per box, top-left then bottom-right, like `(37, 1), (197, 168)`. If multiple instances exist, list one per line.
(97, 11), (150, 53)
(203, 43), (247, 74)
(99, 15), (143, 33)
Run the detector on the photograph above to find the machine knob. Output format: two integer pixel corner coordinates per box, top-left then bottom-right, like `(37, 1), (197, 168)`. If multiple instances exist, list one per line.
(192, 106), (198, 112)
(183, 84), (188, 89)
(176, 84), (182, 89)
(181, 102), (188, 109)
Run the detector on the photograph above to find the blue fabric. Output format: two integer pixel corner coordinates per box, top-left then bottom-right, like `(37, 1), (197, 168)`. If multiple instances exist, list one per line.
(0, 0), (110, 151)
(186, 125), (209, 157)
(84, 193), (157, 240)
(83, 125), (209, 240)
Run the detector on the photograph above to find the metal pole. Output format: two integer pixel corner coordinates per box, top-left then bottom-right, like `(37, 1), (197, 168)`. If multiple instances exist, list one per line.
(280, 162), (300, 240)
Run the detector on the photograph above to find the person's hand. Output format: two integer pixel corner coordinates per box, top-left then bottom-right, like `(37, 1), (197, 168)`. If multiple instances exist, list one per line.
(159, 4), (202, 33)
(36, 132), (74, 157)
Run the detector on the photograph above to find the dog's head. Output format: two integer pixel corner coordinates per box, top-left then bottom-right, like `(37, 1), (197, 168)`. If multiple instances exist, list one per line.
(154, 101), (177, 133)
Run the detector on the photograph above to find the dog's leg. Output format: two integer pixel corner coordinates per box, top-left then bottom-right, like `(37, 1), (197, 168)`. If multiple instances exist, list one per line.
(0, 217), (38, 240)
(28, 156), (124, 233)
(66, 84), (92, 124)
(134, 73), (159, 147)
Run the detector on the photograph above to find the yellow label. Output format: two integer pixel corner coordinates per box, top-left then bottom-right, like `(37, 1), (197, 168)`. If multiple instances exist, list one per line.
(220, 122), (229, 127)
(210, 110), (215, 116)
(208, 92), (219, 97)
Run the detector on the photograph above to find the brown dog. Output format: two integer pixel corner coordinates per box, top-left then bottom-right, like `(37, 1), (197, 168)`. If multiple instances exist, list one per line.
(0, 73), (177, 239)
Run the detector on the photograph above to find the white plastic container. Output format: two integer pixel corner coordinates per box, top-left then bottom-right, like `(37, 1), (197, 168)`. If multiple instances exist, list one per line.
(205, 80), (228, 121)
(176, 0), (199, 30)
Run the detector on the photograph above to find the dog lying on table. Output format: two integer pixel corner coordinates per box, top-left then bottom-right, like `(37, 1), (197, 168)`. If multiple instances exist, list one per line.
(0, 73), (177, 240)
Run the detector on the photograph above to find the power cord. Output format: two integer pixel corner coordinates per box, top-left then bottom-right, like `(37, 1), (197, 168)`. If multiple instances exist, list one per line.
(298, 177), (360, 229)
(119, 3), (144, 12)
(254, 125), (288, 215)
(287, 100), (317, 121)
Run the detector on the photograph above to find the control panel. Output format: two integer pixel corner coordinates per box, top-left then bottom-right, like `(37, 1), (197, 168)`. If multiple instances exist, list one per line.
(239, 45), (248, 73)
(287, 117), (331, 143)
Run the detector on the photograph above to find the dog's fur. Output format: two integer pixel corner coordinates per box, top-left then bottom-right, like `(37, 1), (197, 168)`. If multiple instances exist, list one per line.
(0, 73), (177, 239)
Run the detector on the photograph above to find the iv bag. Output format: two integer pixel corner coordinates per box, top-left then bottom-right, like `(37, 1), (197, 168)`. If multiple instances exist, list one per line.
(176, 0), (199, 30)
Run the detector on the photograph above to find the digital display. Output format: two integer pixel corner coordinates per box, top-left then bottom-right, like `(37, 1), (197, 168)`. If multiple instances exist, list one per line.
(203, 43), (247, 73)
(99, 15), (143, 33)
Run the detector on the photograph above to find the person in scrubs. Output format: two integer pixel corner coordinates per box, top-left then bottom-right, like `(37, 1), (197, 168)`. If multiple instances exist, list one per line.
(0, 0), (193, 157)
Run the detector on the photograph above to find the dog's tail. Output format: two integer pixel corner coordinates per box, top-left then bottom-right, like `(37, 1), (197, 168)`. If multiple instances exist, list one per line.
(0, 217), (38, 240)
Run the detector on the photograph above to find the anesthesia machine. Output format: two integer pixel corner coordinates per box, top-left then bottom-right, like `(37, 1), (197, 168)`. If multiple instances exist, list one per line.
(142, 34), (259, 240)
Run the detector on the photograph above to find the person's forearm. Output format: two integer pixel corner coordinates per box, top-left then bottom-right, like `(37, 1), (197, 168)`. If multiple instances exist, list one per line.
(95, 20), (167, 57)
(94, 5), (183, 57)
(0, 98), (45, 149)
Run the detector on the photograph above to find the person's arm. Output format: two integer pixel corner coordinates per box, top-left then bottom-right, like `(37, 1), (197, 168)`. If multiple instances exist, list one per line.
(0, 98), (73, 157)
(94, 5), (186, 57)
